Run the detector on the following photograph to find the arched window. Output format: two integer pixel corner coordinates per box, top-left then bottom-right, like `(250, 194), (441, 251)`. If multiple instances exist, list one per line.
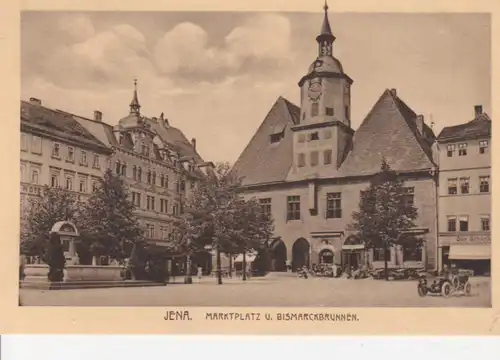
(138, 167), (142, 181)
(147, 171), (151, 184)
(115, 161), (121, 174)
(152, 171), (156, 185)
(121, 163), (127, 176)
(132, 166), (137, 180)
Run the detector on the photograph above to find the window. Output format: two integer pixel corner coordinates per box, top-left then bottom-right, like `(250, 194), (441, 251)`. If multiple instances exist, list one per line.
(286, 196), (301, 221)
(146, 195), (155, 211)
(52, 143), (60, 158)
(31, 169), (39, 185)
(121, 163), (127, 176)
(325, 107), (334, 116)
(21, 133), (28, 151)
(311, 103), (319, 116)
(132, 192), (141, 207)
(160, 199), (168, 213)
(297, 153), (306, 167)
(66, 147), (74, 162)
(324, 130), (332, 139)
(65, 176), (73, 191)
(147, 171), (152, 184)
(479, 140), (488, 154)
(324, 150), (332, 165)
(326, 192), (342, 218)
(458, 143), (467, 156)
(152, 171), (156, 185)
(302, 112), (305, 121)
(180, 180), (186, 192)
(173, 203), (179, 216)
(80, 150), (87, 165)
(51, 173), (59, 187)
(345, 105), (350, 120)
(259, 198), (272, 217)
(270, 133), (283, 144)
(403, 246), (422, 262)
(403, 187), (415, 207)
(298, 134), (306, 143)
(446, 144), (455, 157)
(133, 166), (137, 180)
(479, 176), (490, 193)
(79, 178), (87, 193)
(92, 181), (99, 193)
(190, 181), (195, 189)
(459, 177), (469, 194)
(137, 167), (142, 181)
(160, 174), (165, 187)
(92, 154), (100, 169)
(481, 215), (490, 231)
(447, 178), (457, 195)
(32, 136), (42, 154)
(310, 151), (319, 166)
(373, 248), (391, 262)
(115, 161), (121, 174)
(309, 132), (319, 141)
(146, 224), (155, 239)
(165, 175), (169, 188)
(447, 216), (457, 232)
(459, 215), (469, 232)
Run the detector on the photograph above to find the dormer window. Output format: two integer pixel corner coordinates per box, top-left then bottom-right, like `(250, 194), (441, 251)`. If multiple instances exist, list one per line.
(309, 132), (319, 141)
(270, 131), (284, 144)
(326, 107), (334, 116)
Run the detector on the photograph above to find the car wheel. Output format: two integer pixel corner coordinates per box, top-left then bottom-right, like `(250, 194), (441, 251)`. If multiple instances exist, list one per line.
(417, 284), (428, 297)
(442, 282), (452, 298)
(464, 282), (472, 296)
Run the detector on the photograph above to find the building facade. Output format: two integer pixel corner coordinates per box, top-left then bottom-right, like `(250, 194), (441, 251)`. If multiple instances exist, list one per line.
(20, 97), (113, 219)
(232, 4), (439, 272)
(436, 106), (491, 275)
(73, 81), (213, 249)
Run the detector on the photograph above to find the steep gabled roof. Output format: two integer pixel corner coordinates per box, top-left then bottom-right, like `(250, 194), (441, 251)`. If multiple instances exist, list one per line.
(21, 100), (111, 153)
(338, 89), (436, 177)
(231, 97), (300, 186)
(437, 113), (491, 143)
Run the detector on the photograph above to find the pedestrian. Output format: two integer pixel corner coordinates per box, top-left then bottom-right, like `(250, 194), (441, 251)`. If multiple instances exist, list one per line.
(197, 266), (203, 282)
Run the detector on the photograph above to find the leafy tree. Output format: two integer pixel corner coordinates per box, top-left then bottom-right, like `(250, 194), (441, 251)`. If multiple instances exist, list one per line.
(350, 158), (420, 280)
(171, 162), (274, 284)
(20, 185), (80, 263)
(78, 169), (144, 263)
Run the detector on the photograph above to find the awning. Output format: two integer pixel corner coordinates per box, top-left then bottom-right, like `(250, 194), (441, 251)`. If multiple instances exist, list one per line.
(449, 244), (491, 260)
(342, 244), (365, 250)
(234, 254), (256, 263)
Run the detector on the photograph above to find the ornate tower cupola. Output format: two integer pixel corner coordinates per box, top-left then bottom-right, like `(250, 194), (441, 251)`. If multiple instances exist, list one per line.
(290, 1), (354, 176)
(129, 78), (141, 115)
(317, 1), (335, 57)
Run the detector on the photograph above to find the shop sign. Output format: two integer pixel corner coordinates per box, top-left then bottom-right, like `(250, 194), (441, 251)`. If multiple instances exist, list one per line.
(456, 235), (491, 243)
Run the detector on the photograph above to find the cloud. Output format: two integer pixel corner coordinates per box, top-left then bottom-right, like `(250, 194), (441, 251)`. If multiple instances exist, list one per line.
(153, 14), (295, 82)
(57, 14), (96, 43)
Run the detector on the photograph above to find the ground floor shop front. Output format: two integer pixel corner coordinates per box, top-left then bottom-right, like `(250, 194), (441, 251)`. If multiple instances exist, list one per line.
(438, 233), (491, 276)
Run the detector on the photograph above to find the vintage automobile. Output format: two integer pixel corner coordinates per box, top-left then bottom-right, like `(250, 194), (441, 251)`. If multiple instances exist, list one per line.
(417, 272), (472, 297)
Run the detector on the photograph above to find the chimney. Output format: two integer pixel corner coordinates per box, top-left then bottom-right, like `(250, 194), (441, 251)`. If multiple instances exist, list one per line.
(93, 110), (102, 122)
(474, 105), (483, 117)
(29, 97), (41, 105)
(390, 88), (397, 97)
(191, 138), (196, 150)
(416, 114), (424, 135)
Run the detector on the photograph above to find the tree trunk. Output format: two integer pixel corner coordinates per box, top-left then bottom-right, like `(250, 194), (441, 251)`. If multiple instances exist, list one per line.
(216, 243), (222, 285)
(384, 240), (389, 281)
(184, 254), (193, 284)
(229, 252), (233, 278)
(242, 251), (247, 281)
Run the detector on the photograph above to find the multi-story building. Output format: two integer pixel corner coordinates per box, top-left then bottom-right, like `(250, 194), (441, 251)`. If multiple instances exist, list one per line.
(436, 105), (491, 275)
(20, 97), (113, 218)
(73, 81), (212, 252)
(231, 4), (439, 272)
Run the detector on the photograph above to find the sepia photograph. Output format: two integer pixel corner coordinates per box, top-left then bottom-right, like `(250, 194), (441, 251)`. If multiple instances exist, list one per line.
(18, 3), (491, 308)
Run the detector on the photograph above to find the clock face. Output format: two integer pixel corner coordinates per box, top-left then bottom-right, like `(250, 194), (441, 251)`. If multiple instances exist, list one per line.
(308, 81), (322, 102)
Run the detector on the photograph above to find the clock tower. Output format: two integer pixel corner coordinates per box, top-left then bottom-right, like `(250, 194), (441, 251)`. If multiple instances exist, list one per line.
(291, 1), (354, 174)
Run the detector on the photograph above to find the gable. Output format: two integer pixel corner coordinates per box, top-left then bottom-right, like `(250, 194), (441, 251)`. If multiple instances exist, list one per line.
(338, 89), (436, 177)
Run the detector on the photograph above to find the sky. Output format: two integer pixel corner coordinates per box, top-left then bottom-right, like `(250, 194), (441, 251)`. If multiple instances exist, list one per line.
(21, 11), (491, 164)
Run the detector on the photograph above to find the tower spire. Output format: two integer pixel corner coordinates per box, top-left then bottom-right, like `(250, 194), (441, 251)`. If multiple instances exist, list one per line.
(316, 1), (335, 56)
(130, 78), (141, 115)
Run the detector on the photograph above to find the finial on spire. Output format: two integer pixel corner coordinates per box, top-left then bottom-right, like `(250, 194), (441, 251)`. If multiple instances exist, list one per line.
(130, 78), (141, 115)
(323, 0), (329, 12)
